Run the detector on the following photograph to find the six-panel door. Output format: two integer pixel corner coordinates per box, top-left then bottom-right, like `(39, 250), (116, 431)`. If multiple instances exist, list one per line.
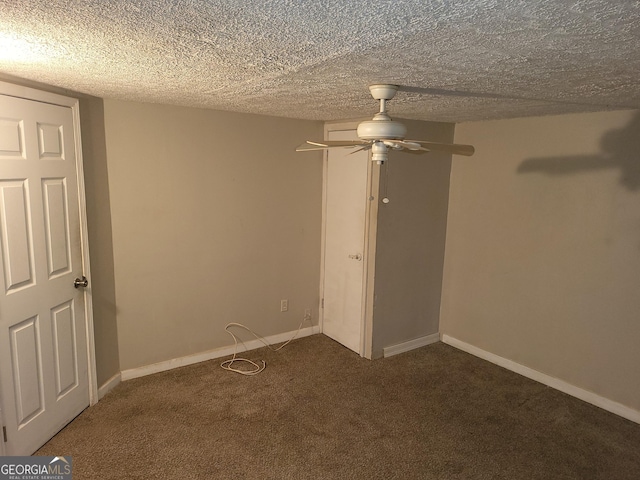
(322, 129), (369, 354)
(0, 94), (89, 455)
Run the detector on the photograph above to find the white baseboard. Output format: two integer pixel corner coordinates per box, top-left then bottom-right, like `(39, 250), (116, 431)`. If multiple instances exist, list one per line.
(441, 334), (640, 425)
(383, 332), (440, 358)
(97, 372), (121, 400)
(121, 325), (320, 381)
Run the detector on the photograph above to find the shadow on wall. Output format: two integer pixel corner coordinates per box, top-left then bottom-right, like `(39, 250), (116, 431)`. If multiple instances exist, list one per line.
(517, 112), (640, 191)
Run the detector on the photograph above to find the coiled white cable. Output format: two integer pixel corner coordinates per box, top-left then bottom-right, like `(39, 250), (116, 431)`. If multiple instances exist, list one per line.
(220, 315), (308, 376)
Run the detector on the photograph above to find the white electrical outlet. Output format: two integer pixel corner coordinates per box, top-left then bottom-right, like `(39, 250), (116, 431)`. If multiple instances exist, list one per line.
(280, 299), (289, 312)
(304, 308), (312, 320)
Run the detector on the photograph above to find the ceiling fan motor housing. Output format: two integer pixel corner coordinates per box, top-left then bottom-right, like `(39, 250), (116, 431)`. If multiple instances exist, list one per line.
(357, 116), (407, 140)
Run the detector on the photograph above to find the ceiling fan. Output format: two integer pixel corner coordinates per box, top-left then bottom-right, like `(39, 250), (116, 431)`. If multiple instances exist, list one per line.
(296, 84), (475, 164)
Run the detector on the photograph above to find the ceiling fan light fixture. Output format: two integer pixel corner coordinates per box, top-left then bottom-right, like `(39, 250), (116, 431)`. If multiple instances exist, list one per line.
(371, 141), (388, 164)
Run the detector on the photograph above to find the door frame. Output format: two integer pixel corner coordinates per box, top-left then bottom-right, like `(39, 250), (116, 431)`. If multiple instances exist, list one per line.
(319, 120), (380, 359)
(0, 81), (98, 407)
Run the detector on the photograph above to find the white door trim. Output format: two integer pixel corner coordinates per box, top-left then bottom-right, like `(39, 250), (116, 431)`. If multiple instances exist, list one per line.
(320, 120), (379, 359)
(361, 147), (380, 360)
(0, 81), (98, 406)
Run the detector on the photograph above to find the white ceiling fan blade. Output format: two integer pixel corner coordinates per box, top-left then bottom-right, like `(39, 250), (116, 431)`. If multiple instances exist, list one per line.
(348, 145), (372, 155)
(308, 140), (369, 147)
(405, 140), (475, 156)
(383, 140), (428, 151)
(296, 144), (330, 152)
(296, 140), (369, 152)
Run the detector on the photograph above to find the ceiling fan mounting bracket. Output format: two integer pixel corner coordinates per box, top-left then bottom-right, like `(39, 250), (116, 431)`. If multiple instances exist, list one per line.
(368, 84), (399, 101)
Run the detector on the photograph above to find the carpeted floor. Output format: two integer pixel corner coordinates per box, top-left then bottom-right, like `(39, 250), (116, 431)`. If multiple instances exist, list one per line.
(36, 335), (640, 479)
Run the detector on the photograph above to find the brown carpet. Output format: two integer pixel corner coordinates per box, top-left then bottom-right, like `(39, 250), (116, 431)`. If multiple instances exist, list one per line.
(37, 335), (640, 479)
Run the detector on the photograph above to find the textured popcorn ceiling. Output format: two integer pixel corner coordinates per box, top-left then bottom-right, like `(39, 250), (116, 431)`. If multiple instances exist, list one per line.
(0, 0), (639, 123)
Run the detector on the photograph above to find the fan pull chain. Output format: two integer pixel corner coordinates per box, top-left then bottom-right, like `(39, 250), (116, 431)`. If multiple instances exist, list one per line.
(382, 161), (390, 204)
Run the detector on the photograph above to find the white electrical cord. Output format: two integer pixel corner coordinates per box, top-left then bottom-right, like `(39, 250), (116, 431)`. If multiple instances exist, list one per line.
(220, 315), (309, 376)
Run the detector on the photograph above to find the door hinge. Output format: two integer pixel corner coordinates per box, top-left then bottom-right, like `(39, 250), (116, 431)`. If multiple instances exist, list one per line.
(2, 426), (6, 442)
(321, 298), (324, 309)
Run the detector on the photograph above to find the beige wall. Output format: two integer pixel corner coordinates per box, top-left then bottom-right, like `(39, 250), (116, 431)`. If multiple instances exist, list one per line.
(442, 110), (640, 411)
(103, 100), (323, 371)
(371, 119), (454, 357)
(77, 97), (120, 385)
(0, 74), (120, 388)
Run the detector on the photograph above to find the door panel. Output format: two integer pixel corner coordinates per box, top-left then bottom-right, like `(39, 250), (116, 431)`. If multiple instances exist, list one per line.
(0, 180), (35, 290)
(9, 316), (44, 426)
(37, 123), (65, 160)
(42, 178), (72, 277)
(0, 94), (89, 455)
(51, 301), (79, 398)
(322, 129), (369, 354)
(0, 118), (24, 159)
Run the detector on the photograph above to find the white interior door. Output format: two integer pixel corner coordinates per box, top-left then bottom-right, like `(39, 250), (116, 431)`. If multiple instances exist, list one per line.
(0, 93), (90, 455)
(322, 129), (370, 354)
